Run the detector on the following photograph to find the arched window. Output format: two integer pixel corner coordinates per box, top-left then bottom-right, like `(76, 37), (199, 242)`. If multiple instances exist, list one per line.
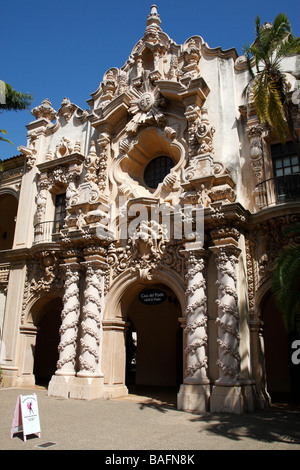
(143, 156), (174, 189)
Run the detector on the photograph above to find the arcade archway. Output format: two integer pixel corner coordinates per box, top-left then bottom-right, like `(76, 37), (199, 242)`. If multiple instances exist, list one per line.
(125, 283), (183, 399)
(102, 270), (186, 402)
(0, 192), (18, 258)
(33, 297), (62, 386)
(261, 289), (299, 404)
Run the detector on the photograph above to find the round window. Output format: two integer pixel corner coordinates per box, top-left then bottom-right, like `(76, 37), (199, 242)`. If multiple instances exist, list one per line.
(144, 156), (174, 189)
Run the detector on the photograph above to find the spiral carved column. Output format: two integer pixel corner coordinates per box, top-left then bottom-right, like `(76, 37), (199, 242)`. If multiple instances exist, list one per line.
(55, 262), (81, 376)
(209, 243), (252, 413)
(184, 249), (209, 384)
(213, 245), (241, 385)
(178, 247), (210, 412)
(77, 261), (105, 378)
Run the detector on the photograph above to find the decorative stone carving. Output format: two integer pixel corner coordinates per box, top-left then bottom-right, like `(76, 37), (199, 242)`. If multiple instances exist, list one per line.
(59, 97), (77, 122)
(144, 4), (162, 44)
(18, 143), (37, 170)
(129, 219), (169, 281)
(184, 38), (201, 78)
(22, 251), (63, 323)
(107, 234), (185, 283)
(101, 68), (118, 105)
(31, 98), (57, 122)
(182, 151), (236, 206)
(246, 124), (265, 182)
(97, 133), (111, 191)
(126, 80), (167, 135)
(78, 260), (105, 377)
(211, 245), (241, 385)
(185, 106), (215, 158)
(184, 249), (209, 383)
(56, 262), (81, 376)
(34, 178), (49, 228)
(84, 142), (100, 183)
(54, 137), (74, 159)
(165, 53), (180, 81)
(195, 108), (215, 154)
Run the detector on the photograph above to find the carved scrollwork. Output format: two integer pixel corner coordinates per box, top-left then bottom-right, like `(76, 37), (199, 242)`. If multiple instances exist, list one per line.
(22, 251), (63, 323)
(107, 222), (185, 282)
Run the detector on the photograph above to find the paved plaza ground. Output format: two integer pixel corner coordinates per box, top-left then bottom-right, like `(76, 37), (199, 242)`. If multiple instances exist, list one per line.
(1, 386), (300, 452)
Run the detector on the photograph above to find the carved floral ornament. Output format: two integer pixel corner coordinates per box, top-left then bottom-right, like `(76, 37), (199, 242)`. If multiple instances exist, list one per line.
(246, 124), (266, 182)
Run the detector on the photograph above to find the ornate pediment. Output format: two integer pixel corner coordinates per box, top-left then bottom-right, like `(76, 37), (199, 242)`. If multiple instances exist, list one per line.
(88, 5), (209, 137)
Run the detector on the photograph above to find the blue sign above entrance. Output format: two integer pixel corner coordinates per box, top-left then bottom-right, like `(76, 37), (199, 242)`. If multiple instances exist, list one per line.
(138, 289), (167, 305)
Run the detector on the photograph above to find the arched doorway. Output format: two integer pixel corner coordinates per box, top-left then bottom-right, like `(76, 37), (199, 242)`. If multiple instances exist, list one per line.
(102, 269), (186, 402)
(261, 290), (297, 404)
(124, 283), (182, 402)
(33, 297), (62, 387)
(0, 192), (18, 256)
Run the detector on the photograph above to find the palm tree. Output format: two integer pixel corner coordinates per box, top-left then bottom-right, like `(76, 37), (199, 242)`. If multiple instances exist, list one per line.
(0, 129), (12, 145)
(0, 81), (33, 147)
(244, 13), (300, 156)
(0, 82), (33, 112)
(272, 224), (300, 339)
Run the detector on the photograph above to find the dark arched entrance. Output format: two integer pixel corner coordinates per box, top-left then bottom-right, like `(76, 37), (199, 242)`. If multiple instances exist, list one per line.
(262, 290), (299, 404)
(0, 193), (18, 259)
(125, 283), (182, 402)
(33, 297), (62, 386)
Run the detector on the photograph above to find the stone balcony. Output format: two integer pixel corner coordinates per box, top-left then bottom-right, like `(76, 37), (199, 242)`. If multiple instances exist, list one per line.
(255, 173), (300, 209)
(33, 220), (57, 245)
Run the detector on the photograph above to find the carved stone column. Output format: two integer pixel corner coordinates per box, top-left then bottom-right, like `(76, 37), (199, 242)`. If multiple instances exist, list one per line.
(178, 247), (210, 412)
(70, 254), (106, 399)
(211, 245), (241, 385)
(48, 261), (81, 398)
(56, 262), (81, 376)
(78, 260), (104, 377)
(210, 242), (254, 413)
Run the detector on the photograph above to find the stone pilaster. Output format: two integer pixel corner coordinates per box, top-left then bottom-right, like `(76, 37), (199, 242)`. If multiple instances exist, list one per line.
(178, 247), (210, 412)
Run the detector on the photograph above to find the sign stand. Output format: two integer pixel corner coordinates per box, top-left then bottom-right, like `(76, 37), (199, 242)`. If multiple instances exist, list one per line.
(11, 394), (41, 442)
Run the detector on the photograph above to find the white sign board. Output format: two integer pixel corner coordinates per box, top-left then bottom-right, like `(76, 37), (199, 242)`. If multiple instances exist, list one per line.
(11, 394), (41, 442)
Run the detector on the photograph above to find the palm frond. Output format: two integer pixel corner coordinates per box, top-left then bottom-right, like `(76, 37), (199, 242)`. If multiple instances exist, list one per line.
(0, 129), (13, 145)
(267, 79), (287, 142)
(252, 72), (271, 122)
(272, 241), (300, 337)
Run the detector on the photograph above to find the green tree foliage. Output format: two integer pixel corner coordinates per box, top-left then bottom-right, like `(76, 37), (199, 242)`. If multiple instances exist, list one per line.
(0, 81), (33, 149)
(0, 128), (12, 144)
(0, 82), (33, 112)
(244, 13), (300, 154)
(272, 224), (300, 339)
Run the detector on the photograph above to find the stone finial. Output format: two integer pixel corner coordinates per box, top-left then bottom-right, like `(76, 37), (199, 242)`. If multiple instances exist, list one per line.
(145, 4), (162, 43)
(31, 98), (57, 122)
(146, 5), (161, 28)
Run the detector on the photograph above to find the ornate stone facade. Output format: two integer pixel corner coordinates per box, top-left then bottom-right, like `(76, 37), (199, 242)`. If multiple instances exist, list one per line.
(0, 6), (299, 413)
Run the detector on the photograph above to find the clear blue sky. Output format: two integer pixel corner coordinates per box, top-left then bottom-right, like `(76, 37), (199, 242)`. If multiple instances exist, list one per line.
(1, 0), (299, 160)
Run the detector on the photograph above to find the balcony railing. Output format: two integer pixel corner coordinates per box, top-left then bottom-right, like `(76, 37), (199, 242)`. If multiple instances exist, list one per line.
(33, 220), (58, 244)
(255, 173), (300, 208)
